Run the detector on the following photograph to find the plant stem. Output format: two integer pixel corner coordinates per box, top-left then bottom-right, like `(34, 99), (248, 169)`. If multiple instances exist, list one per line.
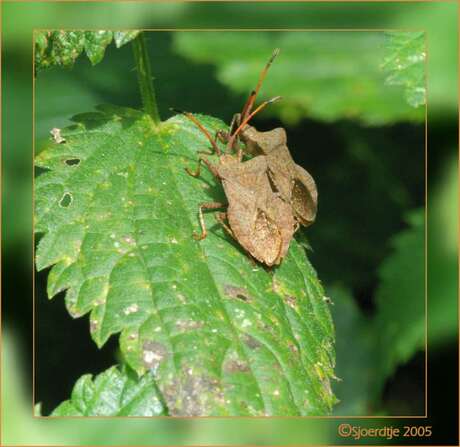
(132, 33), (161, 125)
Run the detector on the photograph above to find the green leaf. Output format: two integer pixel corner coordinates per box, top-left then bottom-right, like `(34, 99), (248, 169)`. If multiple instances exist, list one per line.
(83, 30), (113, 65)
(114, 31), (141, 48)
(375, 210), (425, 382)
(35, 31), (85, 71)
(34, 30), (139, 72)
(428, 157), (458, 347)
(51, 366), (165, 416)
(382, 32), (426, 107)
(3, 334), (331, 445)
(35, 105), (336, 416)
(172, 31), (424, 125)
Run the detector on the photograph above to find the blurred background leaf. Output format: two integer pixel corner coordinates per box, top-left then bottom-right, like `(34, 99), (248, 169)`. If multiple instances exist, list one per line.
(330, 286), (378, 416)
(428, 156), (458, 348)
(173, 31), (424, 126)
(374, 209), (425, 391)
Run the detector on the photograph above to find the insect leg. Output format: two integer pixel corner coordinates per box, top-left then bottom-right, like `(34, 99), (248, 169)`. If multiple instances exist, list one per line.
(197, 149), (214, 156)
(173, 109), (222, 156)
(215, 212), (235, 238)
(193, 202), (226, 240)
(227, 113), (243, 154)
(198, 131), (228, 156)
(185, 157), (219, 178)
(215, 130), (229, 144)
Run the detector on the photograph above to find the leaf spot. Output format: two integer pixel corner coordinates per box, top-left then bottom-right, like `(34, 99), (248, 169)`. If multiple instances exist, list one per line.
(176, 319), (204, 332)
(224, 358), (250, 373)
(123, 303), (139, 315)
(50, 127), (66, 143)
(285, 295), (297, 309)
(90, 319), (98, 333)
(142, 341), (167, 372)
(241, 318), (252, 328)
(288, 342), (299, 355)
(123, 235), (135, 245)
(234, 308), (246, 319)
(223, 284), (252, 302)
(243, 334), (262, 350)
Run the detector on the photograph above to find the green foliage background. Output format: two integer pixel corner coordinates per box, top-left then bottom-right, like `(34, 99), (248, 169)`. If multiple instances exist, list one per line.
(2, 0), (458, 445)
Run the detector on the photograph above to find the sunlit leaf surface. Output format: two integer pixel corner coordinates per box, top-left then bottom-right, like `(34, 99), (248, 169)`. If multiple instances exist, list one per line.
(35, 105), (336, 415)
(52, 366), (165, 416)
(382, 32), (426, 108)
(35, 30), (140, 72)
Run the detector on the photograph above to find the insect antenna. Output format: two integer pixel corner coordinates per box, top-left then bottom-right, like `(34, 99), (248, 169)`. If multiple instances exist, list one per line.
(171, 108), (222, 156)
(239, 48), (280, 124)
(239, 90), (256, 128)
(227, 96), (282, 158)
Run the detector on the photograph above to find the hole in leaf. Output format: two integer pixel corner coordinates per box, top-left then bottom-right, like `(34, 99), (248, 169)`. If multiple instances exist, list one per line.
(65, 158), (80, 166)
(59, 193), (73, 208)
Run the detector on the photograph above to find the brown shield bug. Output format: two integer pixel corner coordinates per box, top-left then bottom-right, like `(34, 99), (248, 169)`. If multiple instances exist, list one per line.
(226, 49), (318, 228)
(174, 48), (317, 265)
(239, 125), (318, 227)
(177, 102), (296, 267)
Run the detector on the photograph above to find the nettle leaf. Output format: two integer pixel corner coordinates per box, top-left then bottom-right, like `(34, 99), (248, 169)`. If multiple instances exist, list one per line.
(172, 31), (424, 125)
(52, 366), (165, 416)
(382, 32), (426, 108)
(114, 31), (141, 48)
(375, 210), (425, 382)
(35, 105), (336, 416)
(34, 30), (140, 72)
